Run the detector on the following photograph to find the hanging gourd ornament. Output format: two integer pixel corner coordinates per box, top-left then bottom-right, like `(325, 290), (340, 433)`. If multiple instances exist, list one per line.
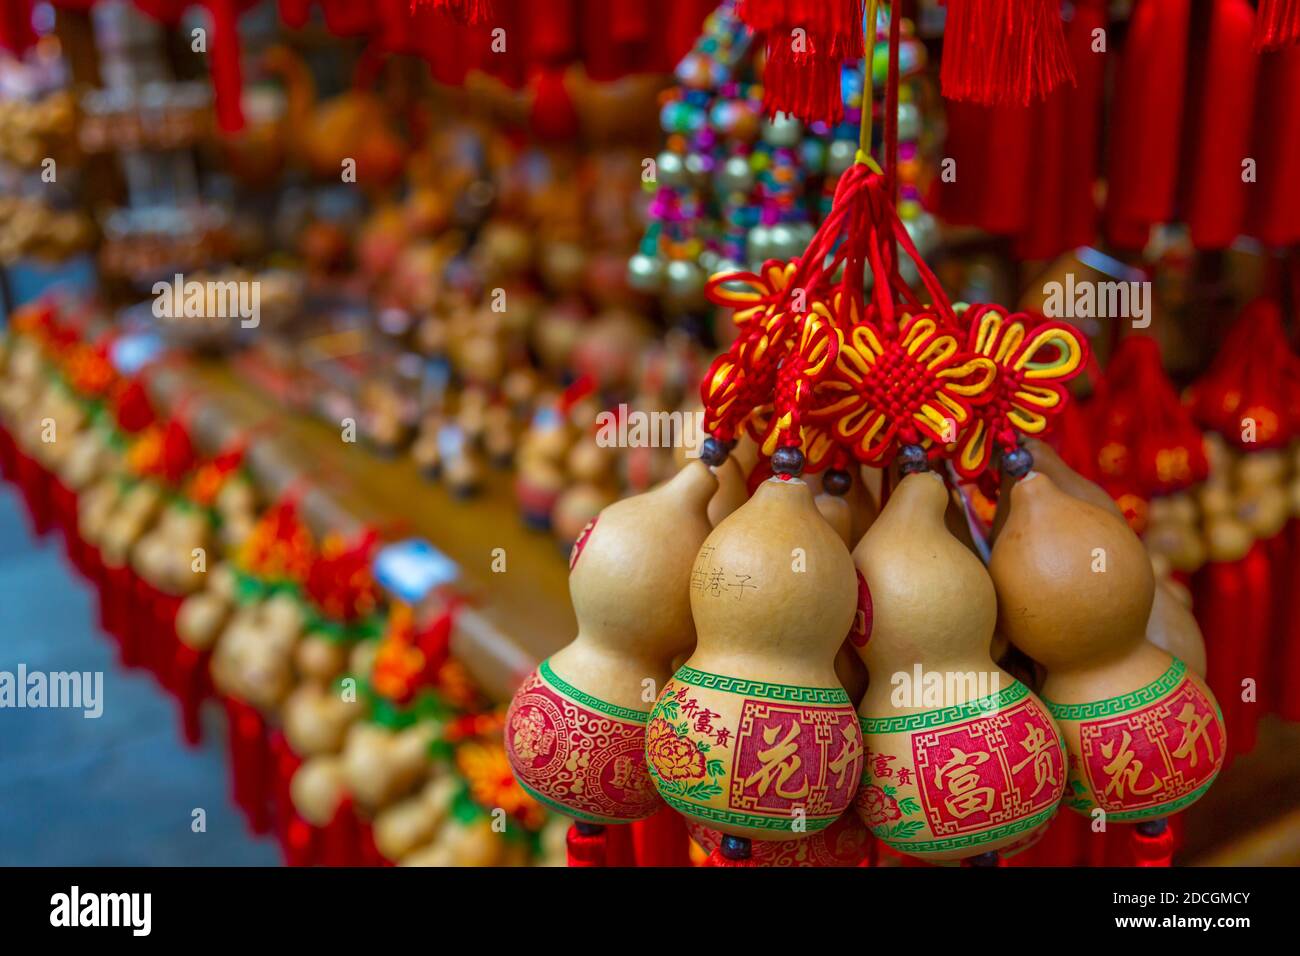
(989, 451), (1226, 826)
(505, 461), (717, 826)
(851, 453), (1066, 863)
(646, 460), (862, 844)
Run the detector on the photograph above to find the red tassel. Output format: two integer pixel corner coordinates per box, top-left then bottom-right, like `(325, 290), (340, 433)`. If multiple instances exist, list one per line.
(0, 0), (35, 60)
(604, 823), (637, 867)
(277, 0), (311, 29)
(15, 451), (53, 536)
(761, 37), (845, 124)
(1245, 46), (1300, 247)
(358, 818), (387, 866)
(1104, 0), (1190, 248)
(284, 816), (318, 867)
(565, 824), (608, 867)
(321, 797), (363, 866)
(206, 0), (245, 133)
(608, 0), (649, 43)
(1193, 551), (1264, 764)
(738, 0), (864, 55)
(1015, 0), (1107, 258)
(173, 643), (211, 747)
(1185, 0), (1258, 249)
(0, 422), (16, 480)
(743, 0), (862, 123)
(1236, 542), (1272, 755)
(529, 68), (580, 142)
(1280, 519), (1300, 721)
(940, 0), (1076, 105)
(268, 731), (303, 846)
(1256, 0), (1300, 49)
(416, 0), (495, 27)
(223, 696), (273, 834)
(631, 808), (693, 867)
(1130, 823), (1176, 866)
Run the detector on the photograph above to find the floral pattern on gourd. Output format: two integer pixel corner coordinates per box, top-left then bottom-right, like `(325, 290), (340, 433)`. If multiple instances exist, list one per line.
(646, 692), (726, 802)
(857, 779), (924, 842)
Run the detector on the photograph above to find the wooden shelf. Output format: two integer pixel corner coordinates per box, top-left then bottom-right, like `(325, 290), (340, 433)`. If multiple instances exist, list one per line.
(159, 359), (576, 702)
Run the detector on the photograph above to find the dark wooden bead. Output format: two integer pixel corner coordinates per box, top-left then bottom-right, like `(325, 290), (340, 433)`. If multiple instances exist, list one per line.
(771, 446), (805, 477)
(700, 436), (730, 467)
(720, 834), (752, 861)
(823, 468), (852, 496)
(897, 444), (928, 475)
(1002, 445), (1034, 479)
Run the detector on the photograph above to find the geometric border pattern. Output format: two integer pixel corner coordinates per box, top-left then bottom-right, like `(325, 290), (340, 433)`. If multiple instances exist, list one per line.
(858, 680), (1030, 734)
(1099, 776), (1217, 822)
(648, 761), (838, 834)
(672, 664), (851, 705)
(870, 803), (1058, 855)
(538, 658), (651, 724)
(1040, 660), (1186, 721)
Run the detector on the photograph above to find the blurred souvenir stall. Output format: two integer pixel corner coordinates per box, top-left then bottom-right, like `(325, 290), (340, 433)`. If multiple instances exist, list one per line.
(2, 0), (1300, 869)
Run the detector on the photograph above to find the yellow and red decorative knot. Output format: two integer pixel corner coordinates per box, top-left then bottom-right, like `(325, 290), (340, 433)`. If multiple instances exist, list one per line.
(371, 604), (426, 704)
(64, 343), (116, 398)
(126, 419), (194, 487)
(699, 330), (778, 440)
(702, 260), (842, 454)
(125, 426), (164, 478)
(435, 658), (482, 711)
(184, 449), (243, 508)
(756, 302), (840, 460)
(10, 302), (53, 338)
(237, 497), (314, 583)
(304, 532), (381, 624)
(812, 312), (997, 466)
(456, 738), (547, 832)
(705, 259), (804, 338)
(953, 306), (1086, 479)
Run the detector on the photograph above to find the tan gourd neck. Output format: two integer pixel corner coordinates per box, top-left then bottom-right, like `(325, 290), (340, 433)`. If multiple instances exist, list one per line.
(990, 471), (1154, 674)
(566, 459), (716, 662)
(687, 477), (856, 686)
(853, 471), (998, 688)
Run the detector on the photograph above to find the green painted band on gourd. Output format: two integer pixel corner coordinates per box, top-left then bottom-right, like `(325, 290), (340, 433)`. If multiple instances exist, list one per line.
(858, 679), (1031, 734)
(1040, 659), (1187, 721)
(871, 803), (1057, 855)
(671, 664), (851, 705)
(646, 762), (839, 834)
(538, 658), (651, 724)
(1065, 775), (1219, 822)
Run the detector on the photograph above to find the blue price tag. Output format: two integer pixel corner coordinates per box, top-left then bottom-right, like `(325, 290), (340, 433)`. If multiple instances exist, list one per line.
(109, 332), (166, 375)
(372, 538), (460, 605)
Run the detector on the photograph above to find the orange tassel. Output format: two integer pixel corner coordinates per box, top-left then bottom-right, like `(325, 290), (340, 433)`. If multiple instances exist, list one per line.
(940, 0), (1076, 105)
